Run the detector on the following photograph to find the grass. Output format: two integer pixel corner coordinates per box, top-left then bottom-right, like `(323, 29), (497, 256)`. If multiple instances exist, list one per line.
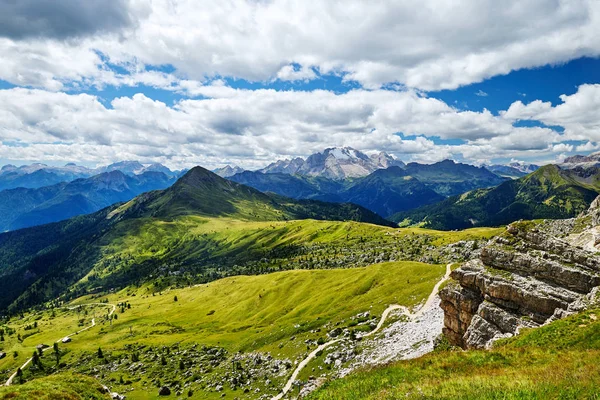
(82, 216), (501, 288)
(0, 373), (110, 399)
(0, 260), (445, 399)
(307, 309), (600, 399)
(0, 215), (502, 399)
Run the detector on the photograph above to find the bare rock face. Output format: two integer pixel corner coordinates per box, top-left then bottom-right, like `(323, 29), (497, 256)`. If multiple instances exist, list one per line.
(440, 199), (600, 349)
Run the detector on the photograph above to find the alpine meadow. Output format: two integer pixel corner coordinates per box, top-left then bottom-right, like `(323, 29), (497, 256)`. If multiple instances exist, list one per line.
(1, 1), (600, 399)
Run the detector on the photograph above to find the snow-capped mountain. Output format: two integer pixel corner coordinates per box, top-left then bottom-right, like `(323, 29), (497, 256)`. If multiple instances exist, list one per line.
(370, 151), (406, 169)
(508, 161), (540, 174)
(258, 157), (305, 175)
(488, 162), (540, 178)
(257, 147), (405, 180)
(213, 165), (246, 178)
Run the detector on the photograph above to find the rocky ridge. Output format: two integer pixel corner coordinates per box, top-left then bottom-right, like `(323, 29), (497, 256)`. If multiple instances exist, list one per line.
(440, 198), (600, 349)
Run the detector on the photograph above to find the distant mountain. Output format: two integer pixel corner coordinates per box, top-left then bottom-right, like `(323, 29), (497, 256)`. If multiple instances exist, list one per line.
(228, 171), (342, 200)
(370, 151), (406, 169)
(0, 170), (177, 232)
(258, 147), (404, 180)
(259, 157), (306, 174)
(213, 165), (246, 178)
(393, 164), (600, 230)
(0, 161), (179, 190)
(488, 162), (540, 178)
(337, 166), (444, 217)
(0, 166), (392, 312)
(402, 160), (507, 196)
(231, 160), (504, 217)
(230, 166), (444, 218)
(95, 160), (146, 175)
(561, 152), (600, 169)
(0, 164), (91, 191)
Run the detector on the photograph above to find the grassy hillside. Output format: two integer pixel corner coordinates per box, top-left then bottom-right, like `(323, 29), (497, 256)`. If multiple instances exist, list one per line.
(0, 261), (445, 399)
(77, 217), (500, 298)
(0, 373), (110, 399)
(0, 167), (393, 313)
(308, 307), (600, 399)
(393, 165), (600, 230)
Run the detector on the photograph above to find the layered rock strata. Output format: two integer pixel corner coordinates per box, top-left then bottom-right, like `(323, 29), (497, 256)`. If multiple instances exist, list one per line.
(440, 212), (600, 349)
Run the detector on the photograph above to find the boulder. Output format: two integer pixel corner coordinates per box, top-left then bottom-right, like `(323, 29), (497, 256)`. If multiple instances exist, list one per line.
(158, 386), (171, 396)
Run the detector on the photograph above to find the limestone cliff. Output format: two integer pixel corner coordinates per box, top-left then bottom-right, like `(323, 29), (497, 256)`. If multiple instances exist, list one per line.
(440, 198), (600, 349)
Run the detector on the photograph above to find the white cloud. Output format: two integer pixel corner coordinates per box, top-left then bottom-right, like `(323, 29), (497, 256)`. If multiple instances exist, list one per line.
(475, 90), (488, 97)
(502, 84), (600, 141)
(276, 65), (317, 82)
(0, 86), (584, 169)
(1, 0), (600, 91)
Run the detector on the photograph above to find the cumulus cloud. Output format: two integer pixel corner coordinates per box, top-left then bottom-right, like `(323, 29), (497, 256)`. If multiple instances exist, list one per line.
(0, 86), (581, 169)
(276, 65), (317, 82)
(1, 0), (600, 91)
(502, 84), (600, 141)
(0, 0), (134, 40)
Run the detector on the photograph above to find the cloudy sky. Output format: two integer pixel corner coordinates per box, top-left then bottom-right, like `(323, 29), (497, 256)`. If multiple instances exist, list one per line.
(2, 0), (600, 169)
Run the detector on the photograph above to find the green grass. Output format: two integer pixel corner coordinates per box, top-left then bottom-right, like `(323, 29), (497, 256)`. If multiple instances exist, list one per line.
(0, 260), (445, 399)
(82, 216), (501, 290)
(0, 373), (110, 399)
(307, 309), (600, 399)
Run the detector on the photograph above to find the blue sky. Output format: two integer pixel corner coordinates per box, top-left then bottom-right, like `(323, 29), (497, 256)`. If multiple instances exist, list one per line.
(1, 1), (600, 169)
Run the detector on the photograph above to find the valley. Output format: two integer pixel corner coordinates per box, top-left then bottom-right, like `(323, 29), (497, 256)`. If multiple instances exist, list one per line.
(1, 152), (600, 400)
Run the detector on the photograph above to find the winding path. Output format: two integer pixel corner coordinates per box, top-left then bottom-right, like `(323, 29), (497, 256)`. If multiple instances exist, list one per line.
(271, 263), (452, 400)
(4, 302), (116, 386)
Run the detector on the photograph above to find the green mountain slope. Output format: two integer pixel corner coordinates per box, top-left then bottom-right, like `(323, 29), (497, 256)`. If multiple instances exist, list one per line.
(0, 167), (392, 312)
(393, 164), (600, 230)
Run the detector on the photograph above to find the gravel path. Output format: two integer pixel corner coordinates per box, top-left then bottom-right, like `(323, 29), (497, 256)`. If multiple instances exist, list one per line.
(271, 264), (452, 400)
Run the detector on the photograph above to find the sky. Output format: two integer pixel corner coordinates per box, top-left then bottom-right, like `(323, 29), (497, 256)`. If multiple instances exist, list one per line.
(1, 0), (600, 170)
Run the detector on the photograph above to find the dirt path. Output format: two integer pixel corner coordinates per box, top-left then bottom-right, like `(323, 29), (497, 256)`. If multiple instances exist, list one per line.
(4, 302), (116, 386)
(271, 263), (452, 400)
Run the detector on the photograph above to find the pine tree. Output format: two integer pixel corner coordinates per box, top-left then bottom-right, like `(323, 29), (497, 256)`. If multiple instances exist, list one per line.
(16, 368), (23, 384)
(97, 347), (104, 358)
(179, 359), (185, 370)
(53, 343), (60, 365)
(174, 295), (178, 302)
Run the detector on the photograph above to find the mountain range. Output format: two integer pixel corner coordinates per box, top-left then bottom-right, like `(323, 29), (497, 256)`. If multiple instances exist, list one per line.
(394, 164), (600, 229)
(0, 161), (182, 191)
(0, 166), (391, 312)
(255, 147), (406, 180)
(229, 159), (506, 217)
(0, 170), (177, 232)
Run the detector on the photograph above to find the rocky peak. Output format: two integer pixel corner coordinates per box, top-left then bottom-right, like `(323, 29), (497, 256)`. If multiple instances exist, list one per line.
(440, 210), (600, 349)
(213, 165), (245, 178)
(369, 151), (405, 169)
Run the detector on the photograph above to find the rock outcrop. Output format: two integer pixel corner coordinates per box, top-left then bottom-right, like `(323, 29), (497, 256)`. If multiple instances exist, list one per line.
(440, 199), (600, 349)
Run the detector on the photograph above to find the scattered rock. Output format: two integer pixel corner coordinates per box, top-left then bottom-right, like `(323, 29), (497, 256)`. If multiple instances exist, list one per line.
(158, 386), (171, 396)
